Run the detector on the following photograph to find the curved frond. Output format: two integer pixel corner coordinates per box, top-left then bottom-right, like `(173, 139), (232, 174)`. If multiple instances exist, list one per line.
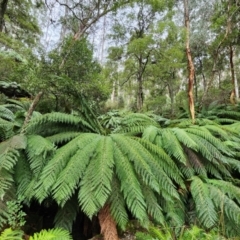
(112, 134), (159, 192)
(37, 133), (97, 202)
(209, 184), (240, 226)
(171, 128), (198, 151)
(115, 113), (158, 134)
(0, 106), (15, 121)
(160, 129), (187, 165)
(26, 112), (95, 136)
(190, 176), (217, 228)
(186, 126), (232, 156)
(114, 146), (147, 222)
(53, 135), (101, 206)
(14, 154), (32, 199)
(79, 136), (114, 217)
(46, 132), (80, 145)
(136, 138), (184, 189)
(26, 135), (55, 175)
(109, 176), (128, 230)
(141, 184), (165, 225)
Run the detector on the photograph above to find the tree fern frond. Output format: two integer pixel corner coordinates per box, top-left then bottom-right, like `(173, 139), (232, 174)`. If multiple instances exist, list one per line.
(190, 176), (217, 228)
(112, 134), (159, 192)
(0, 136), (26, 196)
(0, 169), (14, 198)
(0, 106), (15, 121)
(26, 112), (95, 135)
(171, 128), (198, 150)
(163, 198), (186, 228)
(26, 135), (55, 175)
(142, 125), (159, 143)
(109, 176), (129, 230)
(188, 133), (227, 165)
(227, 158), (240, 173)
(209, 184), (240, 226)
(53, 135), (101, 206)
(14, 154), (32, 199)
(135, 138), (184, 189)
(160, 129), (187, 165)
(203, 125), (233, 141)
(116, 125), (148, 135)
(208, 179), (240, 205)
(37, 133), (97, 202)
(115, 113), (158, 133)
(204, 162), (224, 179)
(0, 148), (20, 171)
(114, 147), (147, 222)
(79, 136), (114, 217)
(179, 163), (195, 178)
(54, 197), (79, 232)
(186, 127), (232, 156)
(46, 132), (81, 145)
(141, 184), (165, 225)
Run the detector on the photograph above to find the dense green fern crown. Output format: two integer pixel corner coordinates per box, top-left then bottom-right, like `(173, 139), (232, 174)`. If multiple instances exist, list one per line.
(32, 131), (182, 229)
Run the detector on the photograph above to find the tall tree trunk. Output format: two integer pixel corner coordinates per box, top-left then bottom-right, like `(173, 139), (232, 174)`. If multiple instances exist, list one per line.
(0, 0), (8, 32)
(229, 45), (239, 104)
(184, 0), (195, 121)
(137, 73), (144, 112)
(98, 204), (119, 240)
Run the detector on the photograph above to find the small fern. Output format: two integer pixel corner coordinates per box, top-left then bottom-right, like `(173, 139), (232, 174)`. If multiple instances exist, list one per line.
(29, 228), (72, 240)
(0, 228), (23, 240)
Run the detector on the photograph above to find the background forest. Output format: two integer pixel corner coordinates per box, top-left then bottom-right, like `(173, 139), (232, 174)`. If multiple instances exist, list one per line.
(1, 0), (240, 240)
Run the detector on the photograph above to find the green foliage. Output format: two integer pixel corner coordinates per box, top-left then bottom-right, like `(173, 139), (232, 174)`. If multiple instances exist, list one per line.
(0, 228), (72, 240)
(0, 228), (23, 240)
(35, 37), (110, 112)
(29, 228), (72, 240)
(5, 197), (26, 229)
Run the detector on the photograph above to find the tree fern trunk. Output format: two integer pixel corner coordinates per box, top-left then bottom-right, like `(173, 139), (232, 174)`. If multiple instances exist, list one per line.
(98, 204), (119, 240)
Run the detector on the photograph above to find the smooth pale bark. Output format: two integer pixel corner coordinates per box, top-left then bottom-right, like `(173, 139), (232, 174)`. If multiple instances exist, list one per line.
(229, 45), (239, 104)
(184, 0), (195, 121)
(0, 0), (8, 32)
(98, 204), (119, 240)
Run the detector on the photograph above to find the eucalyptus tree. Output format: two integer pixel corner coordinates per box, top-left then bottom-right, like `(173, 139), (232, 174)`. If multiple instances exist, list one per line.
(0, 0), (41, 49)
(106, 0), (181, 112)
(209, 0), (240, 104)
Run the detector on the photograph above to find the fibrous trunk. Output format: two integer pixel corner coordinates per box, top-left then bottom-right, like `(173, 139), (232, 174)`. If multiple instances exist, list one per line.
(98, 204), (119, 240)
